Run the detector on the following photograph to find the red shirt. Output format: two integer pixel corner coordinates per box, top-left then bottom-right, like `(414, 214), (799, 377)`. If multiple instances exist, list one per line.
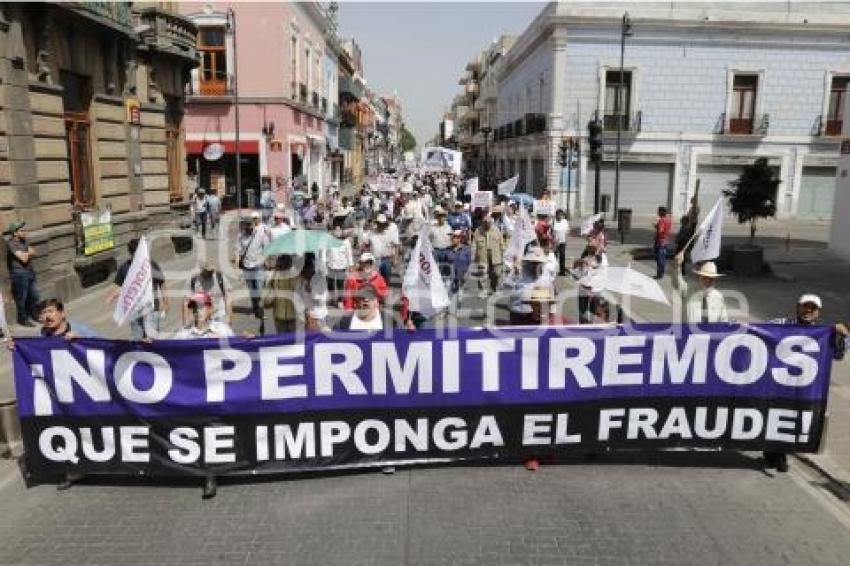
(342, 270), (389, 310)
(655, 215), (672, 245)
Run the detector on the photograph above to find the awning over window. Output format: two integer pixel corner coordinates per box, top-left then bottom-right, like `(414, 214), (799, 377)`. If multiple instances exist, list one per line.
(185, 140), (259, 154)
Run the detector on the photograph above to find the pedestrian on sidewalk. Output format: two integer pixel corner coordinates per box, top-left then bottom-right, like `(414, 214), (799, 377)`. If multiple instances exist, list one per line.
(674, 215), (696, 276)
(765, 294), (849, 472)
(652, 206), (672, 279)
(4, 220), (40, 327)
(206, 189), (221, 238)
(553, 209), (570, 276)
(192, 190), (209, 239)
(186, 259), (232, 327)
(108, 238), (168, 340)
(672, 257), (729, 323)
(235, 213), (271, 333)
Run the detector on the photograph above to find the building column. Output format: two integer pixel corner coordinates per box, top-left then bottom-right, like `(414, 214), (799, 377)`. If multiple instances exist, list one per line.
(547, 25), (568, 201)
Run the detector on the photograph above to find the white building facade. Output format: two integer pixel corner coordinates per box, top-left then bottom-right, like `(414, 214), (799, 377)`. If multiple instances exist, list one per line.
(493, 1), (850, 219)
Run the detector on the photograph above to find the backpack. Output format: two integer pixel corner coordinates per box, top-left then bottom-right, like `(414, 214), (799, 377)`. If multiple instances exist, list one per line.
(190, 271), (226, 298)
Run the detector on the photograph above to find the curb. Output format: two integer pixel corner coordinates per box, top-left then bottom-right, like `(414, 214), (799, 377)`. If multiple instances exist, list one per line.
(794, 453), (850, 501)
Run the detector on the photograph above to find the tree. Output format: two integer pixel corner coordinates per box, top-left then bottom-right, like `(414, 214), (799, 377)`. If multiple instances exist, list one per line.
(400, 127), (417, 152)
(722, 157), (780, 246)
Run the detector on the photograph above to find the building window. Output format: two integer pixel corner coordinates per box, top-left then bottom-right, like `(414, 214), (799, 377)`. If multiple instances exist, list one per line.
(729, 74), (758, 134)
(61, 70), (95, 208)
(827, 76), (850, 136)
(199, 26), (227, 95)
(604, 70), (632, 131)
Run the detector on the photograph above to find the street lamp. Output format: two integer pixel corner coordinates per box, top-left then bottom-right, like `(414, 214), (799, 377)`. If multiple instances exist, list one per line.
(613, 11), (632, 227)
(480, 126), (492, 188)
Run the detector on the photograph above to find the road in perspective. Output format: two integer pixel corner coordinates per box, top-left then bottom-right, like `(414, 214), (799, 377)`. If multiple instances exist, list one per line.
(2, 1), (850, 565)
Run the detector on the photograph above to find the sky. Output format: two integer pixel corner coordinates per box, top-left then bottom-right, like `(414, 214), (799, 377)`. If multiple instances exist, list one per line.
(338, 1), (546, 147)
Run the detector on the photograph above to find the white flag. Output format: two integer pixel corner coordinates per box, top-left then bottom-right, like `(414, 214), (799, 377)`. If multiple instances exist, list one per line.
(402, 227), (450, 317)
(497, 175), (519, 196)
(690, 197), (725, 263)
(464, 177), (479, 195)
(112, 237), (154, 326)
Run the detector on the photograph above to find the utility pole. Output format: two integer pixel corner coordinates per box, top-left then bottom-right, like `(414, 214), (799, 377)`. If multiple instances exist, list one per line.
(587, 113), (603, 214)
(613, 12), (632, 226)
(229, 8), (242, 213)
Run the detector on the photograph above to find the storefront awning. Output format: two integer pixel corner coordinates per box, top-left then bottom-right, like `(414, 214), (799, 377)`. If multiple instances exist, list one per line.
(185, 140), (260, 155)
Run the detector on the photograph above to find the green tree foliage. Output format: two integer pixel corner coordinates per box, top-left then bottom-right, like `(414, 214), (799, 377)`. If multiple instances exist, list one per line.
(401, 127), (417, 152)
(722, 157), (780, 246)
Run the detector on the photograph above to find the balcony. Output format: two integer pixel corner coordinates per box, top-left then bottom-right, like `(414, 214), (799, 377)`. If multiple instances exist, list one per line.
(136, 7), (198, 66)
(466, 81), (479, 96)
(339, 75), (364, 100)
(193, 72), (231, 97)
(827, 117), (842, 136)
(718, 112), (768, 135)
(603, 110), (642, 133)
(63, 2), (133, 35)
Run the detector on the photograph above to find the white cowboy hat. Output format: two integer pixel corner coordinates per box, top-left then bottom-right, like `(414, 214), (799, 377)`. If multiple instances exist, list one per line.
(693, 261), (724, 278)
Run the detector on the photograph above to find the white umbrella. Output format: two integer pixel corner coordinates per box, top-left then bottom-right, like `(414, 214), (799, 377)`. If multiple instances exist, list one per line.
(580, 213), (603, 236)
(594, 266), (670, 305)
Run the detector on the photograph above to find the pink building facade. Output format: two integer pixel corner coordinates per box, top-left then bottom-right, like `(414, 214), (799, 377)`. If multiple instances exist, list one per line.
(180, 2), (330, 208)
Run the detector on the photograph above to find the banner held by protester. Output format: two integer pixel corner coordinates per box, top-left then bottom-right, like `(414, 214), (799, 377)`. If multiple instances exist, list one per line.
(112, 236), (153, 326)
(13, 324), (834, 482)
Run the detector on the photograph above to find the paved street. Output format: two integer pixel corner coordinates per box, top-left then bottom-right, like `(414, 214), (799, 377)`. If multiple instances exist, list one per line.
(2, 451), (850, 566)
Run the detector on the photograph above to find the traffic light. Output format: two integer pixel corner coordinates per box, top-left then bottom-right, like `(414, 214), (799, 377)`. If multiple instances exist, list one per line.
(558, 138), (569, 167)
(587, 118), (603, 163)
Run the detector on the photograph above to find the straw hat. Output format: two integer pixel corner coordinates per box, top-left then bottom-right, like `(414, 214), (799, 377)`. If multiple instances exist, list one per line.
(693, 261), (724, 278)
(525, 286), (555, 303)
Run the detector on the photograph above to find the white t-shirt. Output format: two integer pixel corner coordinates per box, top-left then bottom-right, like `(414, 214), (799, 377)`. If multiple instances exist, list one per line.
(349, 313), (384, 330)
(174, 321), (234, 339)
(369, 230), (396, 259)
(431, 222), (453, 249)
(553, 219), (570, 245)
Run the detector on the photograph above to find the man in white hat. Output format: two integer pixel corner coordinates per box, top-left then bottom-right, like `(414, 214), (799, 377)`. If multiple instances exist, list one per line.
(367, 214), (397, 284)
(764, 293), (849, 472)
(430, 207), (453, 272)
(672, 256), (729, 323)
(508, 247), (552, 324)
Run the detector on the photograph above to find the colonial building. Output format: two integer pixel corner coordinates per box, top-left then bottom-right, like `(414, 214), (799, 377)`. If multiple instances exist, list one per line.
(0, 2), (196, 308)
(490, 1), (850, 219)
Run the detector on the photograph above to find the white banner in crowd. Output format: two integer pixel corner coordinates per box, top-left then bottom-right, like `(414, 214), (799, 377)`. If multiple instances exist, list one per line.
(691, 197), (725, 263)
(420, 147), (463, 176)
(403, 227), (450, 317)
(472, 190), (493, 210)
(112, 237), (153, 326)
(533, 200), (556, 217)
(464, 177), (479, 196)
(497, 175), (519, 196)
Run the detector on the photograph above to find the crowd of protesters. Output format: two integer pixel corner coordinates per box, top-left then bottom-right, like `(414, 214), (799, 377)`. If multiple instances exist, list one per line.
(3, 168), (849, 474)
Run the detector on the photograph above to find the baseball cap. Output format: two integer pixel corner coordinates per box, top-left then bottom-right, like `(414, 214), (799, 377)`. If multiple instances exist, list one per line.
(798, 294), (823, 309)
(187, 290), (213, 308)
(359, 252), (375, 263)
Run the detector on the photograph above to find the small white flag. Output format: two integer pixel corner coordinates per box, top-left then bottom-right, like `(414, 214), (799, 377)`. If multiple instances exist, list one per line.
(579, 213), (603, 236)
(402, 226), (450, 317)
(112, 237), (154, 326)
(497, 175), (519, 196)
(464, 177), (479, 196)
(691, 197), (725, 263)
